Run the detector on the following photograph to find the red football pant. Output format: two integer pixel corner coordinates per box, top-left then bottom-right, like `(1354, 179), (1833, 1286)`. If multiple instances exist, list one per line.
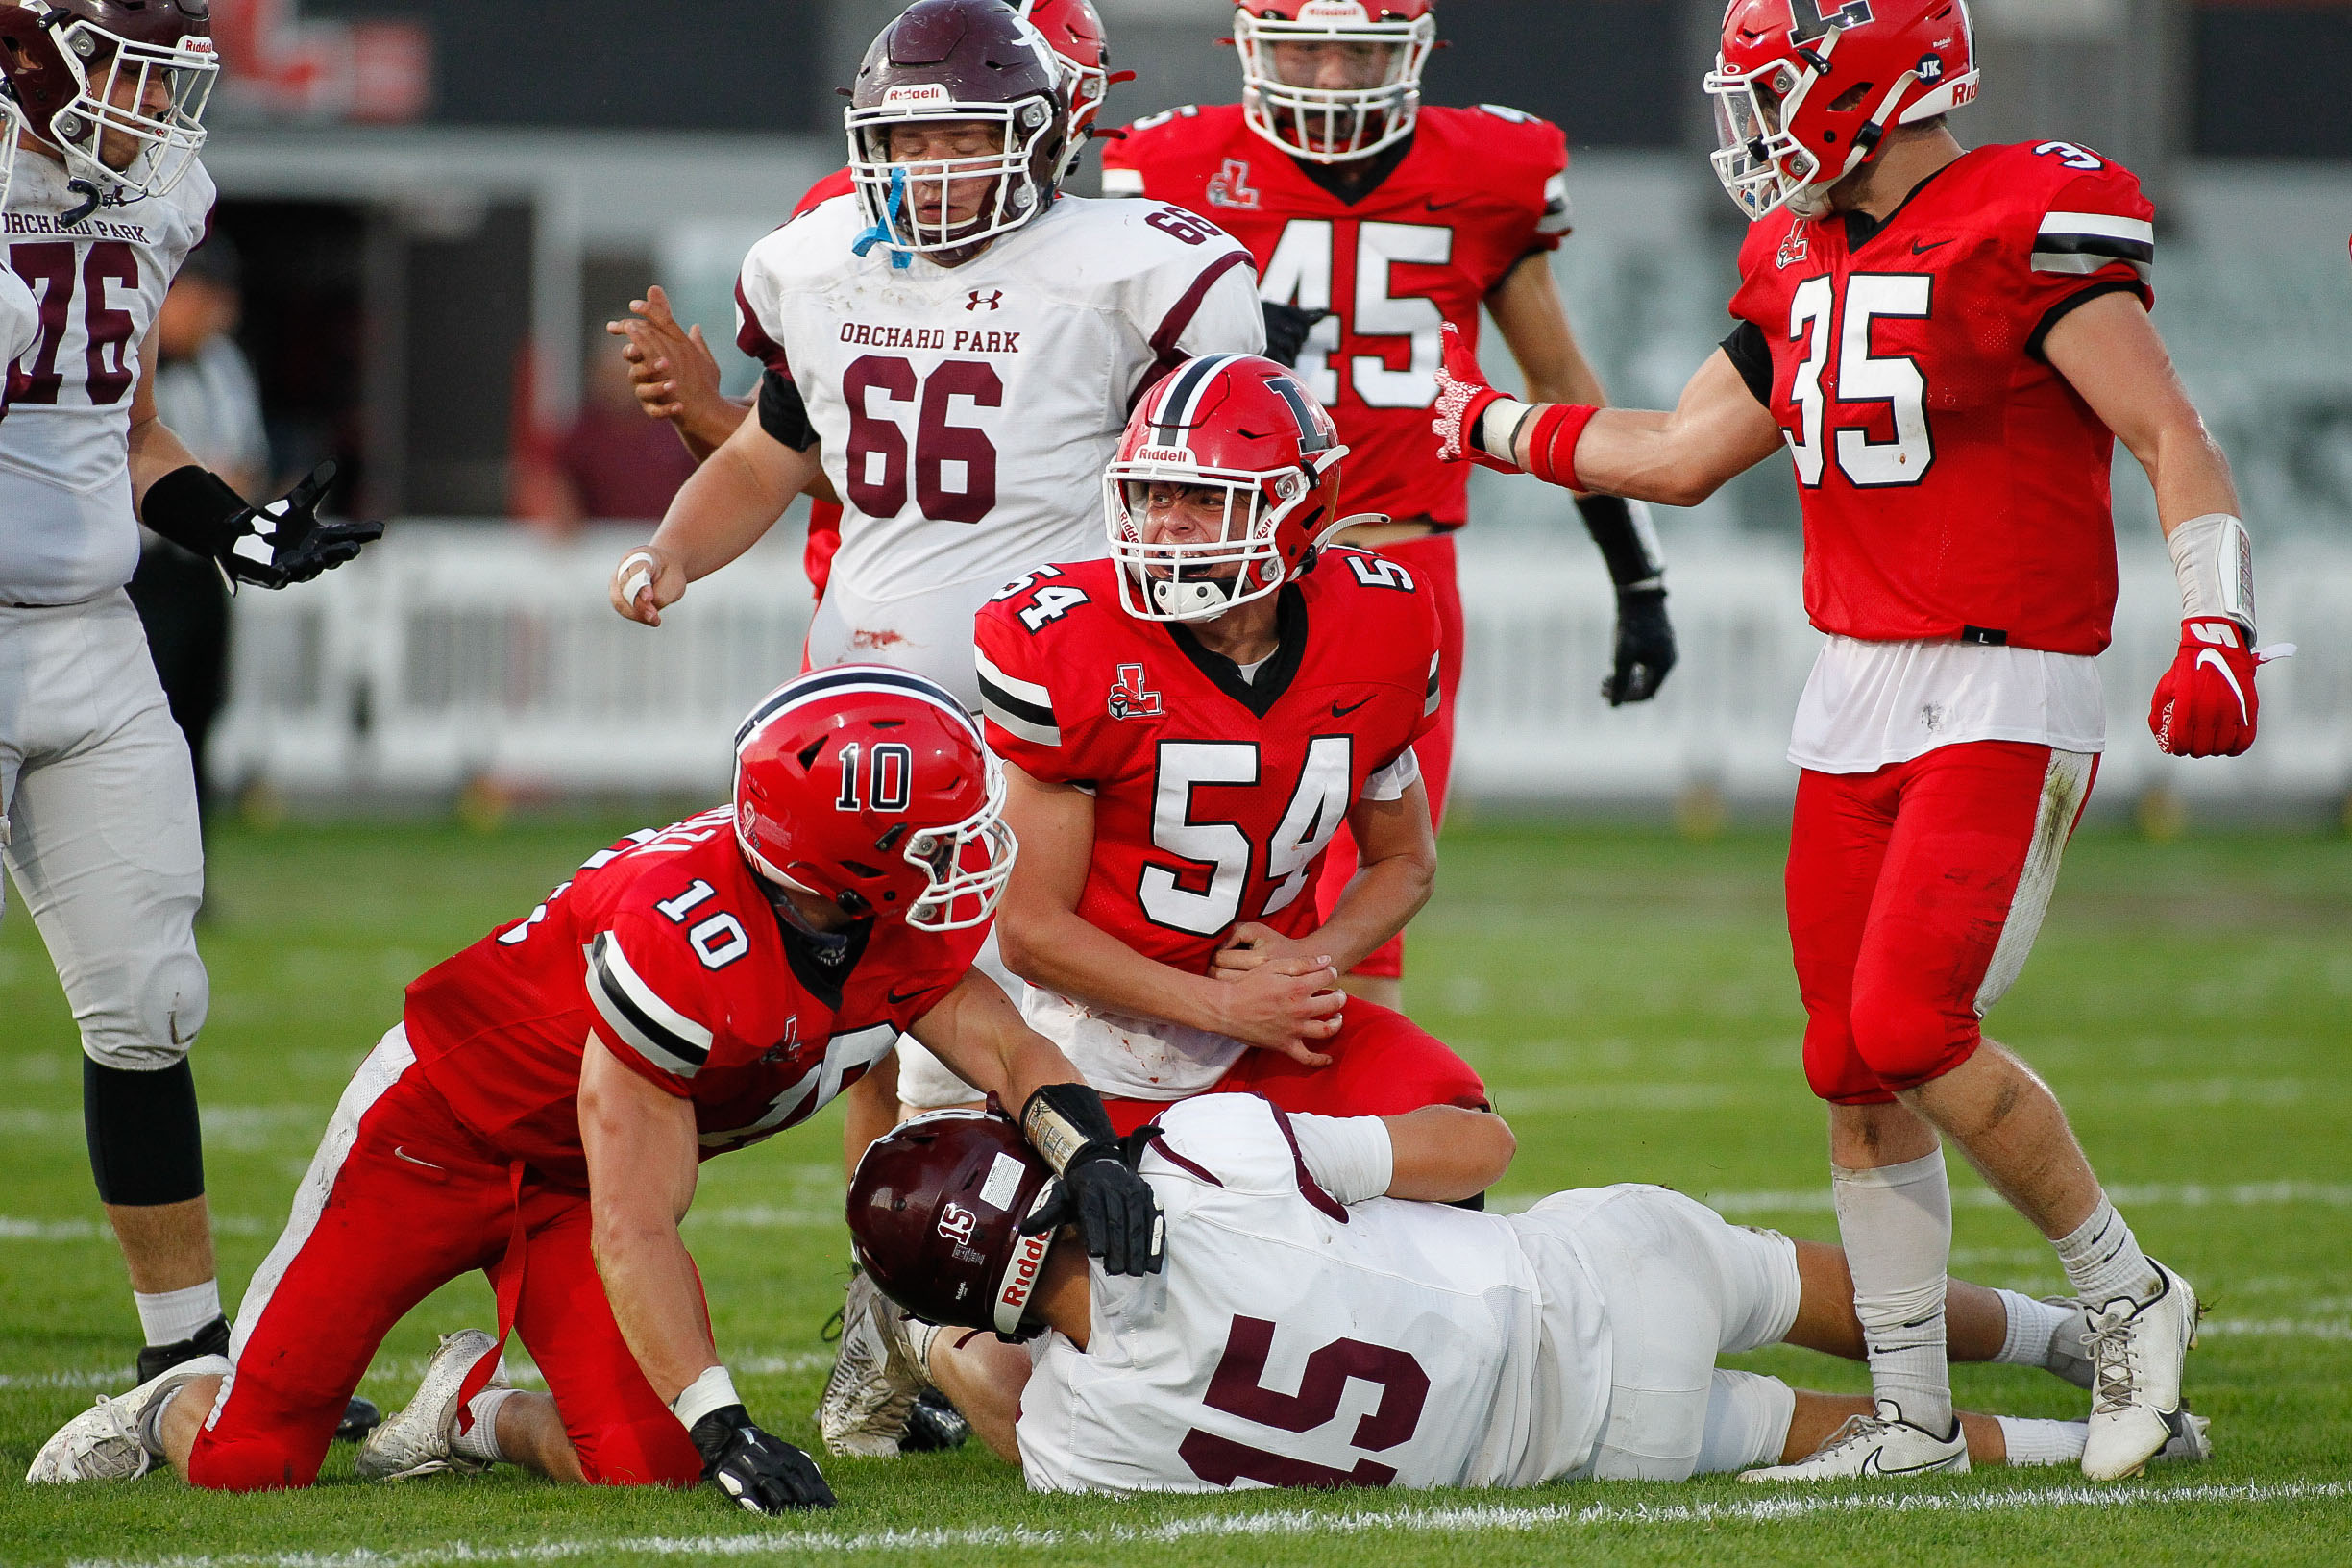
(1098, 997), (1487, 1136)
(1313, 530), (1464, 981)
(1786, 742), (2098, 1107)
(187, 1030), (703, 1492)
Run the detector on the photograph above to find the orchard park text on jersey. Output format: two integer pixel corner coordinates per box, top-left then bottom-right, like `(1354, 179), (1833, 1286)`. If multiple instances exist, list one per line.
(3, 211), (153, 242)
(839, 322), (1022, 355)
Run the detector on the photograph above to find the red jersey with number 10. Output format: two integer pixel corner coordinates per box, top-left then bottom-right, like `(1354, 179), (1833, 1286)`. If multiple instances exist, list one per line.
(1728, 141), (2157, 656)
(975, 554), (1440, 974)
(401, 811), (980, 1188)
(1103, 103), (1572, 528)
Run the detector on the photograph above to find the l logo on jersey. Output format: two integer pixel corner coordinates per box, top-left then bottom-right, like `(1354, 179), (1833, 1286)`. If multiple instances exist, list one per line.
(967, 289), (1004, 312)
(1206, 159), (1262, 211)
(1777, 228), (1811, 269)
(1109, 664), (1164, 721)
(758, 1017), (802, 1066)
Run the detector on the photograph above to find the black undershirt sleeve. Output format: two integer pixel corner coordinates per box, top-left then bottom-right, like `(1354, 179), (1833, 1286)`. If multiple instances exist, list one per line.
(2025, 279), (2149, 363)
(1719, 319), (1776, 409)
(758, 369), (819, 453)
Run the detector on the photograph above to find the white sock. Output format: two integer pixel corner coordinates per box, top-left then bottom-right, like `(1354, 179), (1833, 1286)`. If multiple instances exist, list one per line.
(2053, 1196), (2159, 1306)
(138, 1383), (192, 1457)
(1833, 1148), (1955, 1433)
(905, 1318), (943, 1380)
(135, 1281), (222, 1347)
(1992, 1288), (2073, 1369)
(451, 1387), (513, 1464)
(1997, 1415), (2088, 1467)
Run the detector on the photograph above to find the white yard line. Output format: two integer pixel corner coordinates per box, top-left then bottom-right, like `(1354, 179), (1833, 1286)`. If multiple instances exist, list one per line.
(59, 1478), (2352, 1568)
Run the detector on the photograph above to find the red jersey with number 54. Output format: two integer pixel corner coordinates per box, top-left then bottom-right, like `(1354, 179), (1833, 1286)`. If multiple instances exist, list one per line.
(1727, 141), (2156, 656)
(975, 554), (1440, 973)
(401, 810), (981, 1188)
(1103, 103), (1571, 528)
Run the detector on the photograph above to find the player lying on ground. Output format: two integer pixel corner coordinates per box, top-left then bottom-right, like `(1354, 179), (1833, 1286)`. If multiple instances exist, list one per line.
(1430, 0), (2277, 1483)
(27, 668), (1164, 1515)
(1104, 0), (1678, 1007)
(845, 1095), (2208, 1493)
(815, 355), (1487, 1458)
(0, 0), (382, 1440)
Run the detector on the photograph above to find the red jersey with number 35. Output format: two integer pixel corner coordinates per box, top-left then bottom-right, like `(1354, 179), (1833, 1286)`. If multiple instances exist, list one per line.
(1727, 141), (2156, 656)
(975, 554), (1440, 973)
(401, 810), (981, 1188)
(1103, 104), (1572, 528)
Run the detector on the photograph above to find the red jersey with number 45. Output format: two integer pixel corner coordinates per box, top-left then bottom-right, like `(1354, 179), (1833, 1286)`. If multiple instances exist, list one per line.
(1727, 141), (2156, 656)
(975, 554), (1440, 973)
(1103, 103), (1572, 528)
(401, 810), (981, 1188)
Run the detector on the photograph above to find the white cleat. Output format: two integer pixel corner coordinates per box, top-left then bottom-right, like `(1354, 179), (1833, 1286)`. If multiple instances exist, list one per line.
(356, 1329), (504, 1481)
(2038, 1295), (2098, 1390)
(2154, 1409), (2213, 1465)
(816, 1269), (923, 1458)
(26, 1354), (231, 1483)
(1739, 1400), (1969, 1483)
(2083, 1262), (2199, 1482)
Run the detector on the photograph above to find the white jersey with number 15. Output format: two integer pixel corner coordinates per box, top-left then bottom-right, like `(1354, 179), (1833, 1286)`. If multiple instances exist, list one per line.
(734, 193), (1264, 609)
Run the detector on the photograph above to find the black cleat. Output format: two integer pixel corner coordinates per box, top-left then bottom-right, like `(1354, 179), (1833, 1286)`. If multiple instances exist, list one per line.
(136, 1314), (231, 1383)
(899, 1387), (970, 1453)
(336, 1396), (383, 1443)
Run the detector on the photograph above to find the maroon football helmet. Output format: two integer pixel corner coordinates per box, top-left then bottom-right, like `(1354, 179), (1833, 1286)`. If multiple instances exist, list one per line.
(1106, 354), (1354, 622)
(847, 1107), (1060, 1336)
(733, 665), (1016, 931)
(0, 0), (217, 202)
(846, 0), (1069, 259)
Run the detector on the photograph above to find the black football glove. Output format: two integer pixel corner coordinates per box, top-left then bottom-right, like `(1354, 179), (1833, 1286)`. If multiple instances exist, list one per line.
(687, 1405), (835, 1514)
(1018, 1083), (1165, 1277)
(1605, 583), (1677, 707)
(1260, 301), (1331, 370)
(142, 460), (383, 591)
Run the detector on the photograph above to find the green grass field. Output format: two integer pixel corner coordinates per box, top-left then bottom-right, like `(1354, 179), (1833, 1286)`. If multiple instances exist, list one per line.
(4, 817), (2348, 1565)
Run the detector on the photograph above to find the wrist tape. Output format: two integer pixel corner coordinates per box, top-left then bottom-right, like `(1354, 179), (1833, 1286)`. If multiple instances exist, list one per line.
(1478, 398), (1534, 466)
(2167, 512), (2255, 637)
(670, 1365), (742, 1433)
(1021, 1083), (1115, 1174)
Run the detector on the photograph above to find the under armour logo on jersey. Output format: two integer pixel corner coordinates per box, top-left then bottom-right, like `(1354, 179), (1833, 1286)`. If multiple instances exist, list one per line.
(1108, 664), (1164, 721)
(1206, 159), (1262, 210)
(967, 289), (1004, 312)
(1777, 228), (1811, 269)
(937, 1202), (979, 1245)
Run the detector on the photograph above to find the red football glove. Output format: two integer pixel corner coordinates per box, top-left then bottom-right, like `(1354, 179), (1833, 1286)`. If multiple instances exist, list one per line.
(1432, 322), (1515, 472)
(2149, 618), (2261, 757)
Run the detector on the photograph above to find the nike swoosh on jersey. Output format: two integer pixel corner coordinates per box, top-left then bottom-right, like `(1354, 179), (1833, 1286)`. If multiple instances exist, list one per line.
(887, 987), (931, 1007)
(392, 1146), (446, 1172)
(1332, 697), (1374, 718)
(2195, 649), (2250, 723)
(1910, 238), (1954, 255)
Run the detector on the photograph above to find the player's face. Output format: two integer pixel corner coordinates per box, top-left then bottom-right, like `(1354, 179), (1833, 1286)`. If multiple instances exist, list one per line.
(89, 42), (179, 173)
(1132, 479), (1259, 586)
(885, 119), (1009, 227)
(1268, 39), (1397, 93)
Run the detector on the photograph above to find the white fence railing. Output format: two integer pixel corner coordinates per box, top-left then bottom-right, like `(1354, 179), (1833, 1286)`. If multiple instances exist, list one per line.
(210, 524), (2352, 810)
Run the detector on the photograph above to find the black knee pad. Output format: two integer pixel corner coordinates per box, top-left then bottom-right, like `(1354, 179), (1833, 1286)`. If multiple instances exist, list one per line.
(85, 1058), (207, 1206)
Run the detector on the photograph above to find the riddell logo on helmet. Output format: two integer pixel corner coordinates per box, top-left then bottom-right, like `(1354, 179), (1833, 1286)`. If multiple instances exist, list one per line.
(1132, 446), (1189, 463)
(1300, 1), (1374, 20)
(998, 1228), (1050, 1311)
(883, 84), (951, 106)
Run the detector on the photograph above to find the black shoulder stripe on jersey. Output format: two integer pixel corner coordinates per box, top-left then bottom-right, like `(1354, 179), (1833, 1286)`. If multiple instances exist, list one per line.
(2031, 232), (2155, 265)
(588, 933), (710, 1073)
(1720, 321), (1776, 410)
(976, 668), (1056, 732)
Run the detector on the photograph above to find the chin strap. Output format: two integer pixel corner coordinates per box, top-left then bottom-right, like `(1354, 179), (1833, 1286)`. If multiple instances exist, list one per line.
(850, 167), (915, 271)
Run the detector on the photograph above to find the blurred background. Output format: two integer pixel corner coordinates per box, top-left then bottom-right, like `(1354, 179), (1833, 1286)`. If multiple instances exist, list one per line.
(180, 0), (2351, 822)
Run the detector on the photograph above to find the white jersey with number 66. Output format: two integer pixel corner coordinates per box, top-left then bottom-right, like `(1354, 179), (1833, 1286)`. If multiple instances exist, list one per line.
(734, 193), (1264, 620)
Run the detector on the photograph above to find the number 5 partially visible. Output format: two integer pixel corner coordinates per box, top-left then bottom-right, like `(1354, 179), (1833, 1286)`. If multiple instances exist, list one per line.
(1176, 1314), (1431, 1490)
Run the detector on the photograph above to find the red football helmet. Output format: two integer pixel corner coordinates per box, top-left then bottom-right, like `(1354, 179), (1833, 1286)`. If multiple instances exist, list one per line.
(1106, 354), (1355, 623)
(1012, 0), (1117, 180)
(0, 0), (217, 203)
(1706, 0), (1978, 221)
(847, 1107), (1060, 1336)
(733, 666), (1016, 931)
(846, 0), (1069, 260)
(1234, 0), (1438, 165)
